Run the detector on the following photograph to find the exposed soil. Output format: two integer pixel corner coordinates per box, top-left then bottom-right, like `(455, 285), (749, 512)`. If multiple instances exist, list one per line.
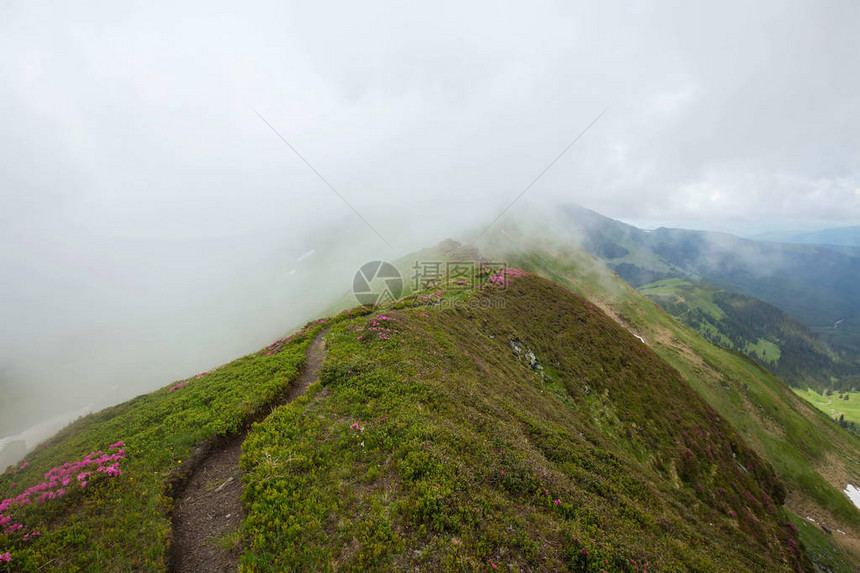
(169, 329), (329, 572)
(786, 489), (860, 564)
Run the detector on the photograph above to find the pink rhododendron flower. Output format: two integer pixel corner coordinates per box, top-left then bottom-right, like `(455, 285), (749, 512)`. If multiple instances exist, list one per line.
(1, 440), (126, 514)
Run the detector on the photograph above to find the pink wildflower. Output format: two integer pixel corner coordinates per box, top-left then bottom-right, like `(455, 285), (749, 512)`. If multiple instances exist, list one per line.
(0, 552), (10, 563)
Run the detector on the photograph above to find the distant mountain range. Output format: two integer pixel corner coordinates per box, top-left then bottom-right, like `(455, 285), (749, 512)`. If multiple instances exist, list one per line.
(555, 205), (860, 391)
(754, 225), (860, 248)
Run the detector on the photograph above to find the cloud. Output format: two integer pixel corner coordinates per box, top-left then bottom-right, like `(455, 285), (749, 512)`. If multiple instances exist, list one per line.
(0, 0), (858, 436)
(296, 249), (315, 263)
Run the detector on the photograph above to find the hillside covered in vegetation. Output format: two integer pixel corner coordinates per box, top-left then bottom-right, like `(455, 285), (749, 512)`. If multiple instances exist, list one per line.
(479, 226), (860, 569)
(0, 265), (819, 571)
(637, 278), (860, 392)
(556, 204), (860, 381)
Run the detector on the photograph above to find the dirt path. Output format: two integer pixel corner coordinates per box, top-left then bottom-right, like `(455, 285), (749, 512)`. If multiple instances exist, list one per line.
(169, 329), (329, 572)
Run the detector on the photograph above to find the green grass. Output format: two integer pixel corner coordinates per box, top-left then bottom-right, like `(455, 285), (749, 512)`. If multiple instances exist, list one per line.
(638, 279), (726, 320)
(240, 275), (807, 571)
(0, 319), (333, 571)
(639, 280), (781, 365)
(1, 234), (856, 571)
(788, 513), (857, 572)
(213, 526), (244, 552)
(477, 227), (860, 569)
(637, 275), (858, 392)
(744, 338), (781, 364)
(508, 247), (860, 519)
(794, 388), (860, 427)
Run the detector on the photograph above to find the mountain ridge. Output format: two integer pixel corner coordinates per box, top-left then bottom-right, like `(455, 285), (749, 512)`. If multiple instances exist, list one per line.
(1, 230), (859, 570)
(555, 204), (860, 391)
(754, 225), (860, 248)
(0, 256), (820, 571)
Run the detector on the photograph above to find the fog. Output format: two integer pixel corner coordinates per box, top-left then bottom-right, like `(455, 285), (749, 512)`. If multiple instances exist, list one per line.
(2, 1), (859, 450)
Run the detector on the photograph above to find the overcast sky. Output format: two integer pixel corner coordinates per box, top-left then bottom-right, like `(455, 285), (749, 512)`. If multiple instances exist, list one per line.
(2, 0), (859, 439)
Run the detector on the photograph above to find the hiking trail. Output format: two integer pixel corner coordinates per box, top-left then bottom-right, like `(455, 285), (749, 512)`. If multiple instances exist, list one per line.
(169, 329), (329, 572)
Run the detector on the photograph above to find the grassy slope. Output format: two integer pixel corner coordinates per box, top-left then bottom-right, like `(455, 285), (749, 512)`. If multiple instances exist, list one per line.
(638, 279), (725, 320)
(0, 320), (331, 571)
(639, 279), (788, 364)
(795, 388), (860, 427)
(241, 274), (807, 572)
(637, 280), (734, 350)
(637, 279), (860, 391)
(2, 234), (858, 571)
(480, 233), (860, 567)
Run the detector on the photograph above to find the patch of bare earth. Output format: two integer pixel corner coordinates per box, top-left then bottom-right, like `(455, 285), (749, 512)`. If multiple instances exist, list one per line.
(169, 328), (329, 572)
(786, 489), (860, 563)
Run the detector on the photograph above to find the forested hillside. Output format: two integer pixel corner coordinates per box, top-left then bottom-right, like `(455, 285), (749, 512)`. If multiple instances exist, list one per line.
(638, 279), (860, 392)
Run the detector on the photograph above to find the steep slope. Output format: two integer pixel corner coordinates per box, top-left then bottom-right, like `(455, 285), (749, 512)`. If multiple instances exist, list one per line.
(240, 273), (806, 571)
(478, 225), (860, 568)
(637, 279), (859, 391)
(0, 320), (330, 571)
(1, 265), (812, 571)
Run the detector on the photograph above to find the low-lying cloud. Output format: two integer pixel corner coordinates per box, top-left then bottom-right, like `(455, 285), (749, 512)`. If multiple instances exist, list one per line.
(1, 0), (858, 445)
